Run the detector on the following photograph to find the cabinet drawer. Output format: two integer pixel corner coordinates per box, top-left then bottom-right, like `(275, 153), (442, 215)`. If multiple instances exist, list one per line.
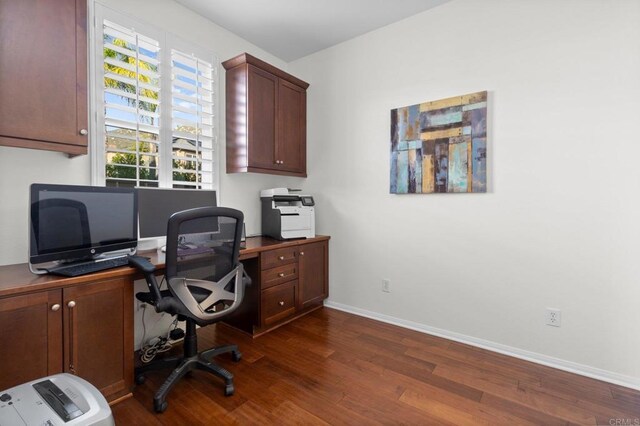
(262, 246), (297, 270)
(262, 281), (296, 325)
(261, 263), (298, 289)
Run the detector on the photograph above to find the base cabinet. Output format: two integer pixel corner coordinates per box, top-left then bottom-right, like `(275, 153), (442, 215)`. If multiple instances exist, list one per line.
(224, 237), (329, 336)
(0, 278), (133, 402)
(64, 278), (133, 400)
(0, 291), (62, 390)
(298, 241), (329, 310)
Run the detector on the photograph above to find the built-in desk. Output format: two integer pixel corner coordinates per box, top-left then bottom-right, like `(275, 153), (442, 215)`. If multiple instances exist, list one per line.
(0, 235), (329, 404)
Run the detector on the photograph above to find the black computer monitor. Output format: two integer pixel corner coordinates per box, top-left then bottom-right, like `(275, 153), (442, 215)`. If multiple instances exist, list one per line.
(136, 188), (218, 240)
(29, 184), (138, 265)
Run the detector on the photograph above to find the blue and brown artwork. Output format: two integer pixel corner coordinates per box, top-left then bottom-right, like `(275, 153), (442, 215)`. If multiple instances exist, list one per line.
(390, 91), (487, 194)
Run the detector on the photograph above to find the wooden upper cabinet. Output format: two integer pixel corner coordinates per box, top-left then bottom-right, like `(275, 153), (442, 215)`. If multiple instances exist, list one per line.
(278, 80), (306, 173)
(247, 66), (278, 170)
(223, 53), (309, 177)
(0, 0), (88, 156)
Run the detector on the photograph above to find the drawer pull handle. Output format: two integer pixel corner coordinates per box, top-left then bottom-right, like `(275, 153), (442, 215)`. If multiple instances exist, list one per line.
(300, 251), (305, 256)
(278, 256), (285, 260)
(51, 304), (60, 311)
(278, 272), (285, 277)
(67, 301), (76, 308)
(79, 129), (88, 136)
(279, 301), (285, 306)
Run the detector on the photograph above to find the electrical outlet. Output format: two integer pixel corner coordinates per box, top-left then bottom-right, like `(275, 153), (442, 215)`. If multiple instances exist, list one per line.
(545, 308), (561, 327)
(382, 279), (391, 293)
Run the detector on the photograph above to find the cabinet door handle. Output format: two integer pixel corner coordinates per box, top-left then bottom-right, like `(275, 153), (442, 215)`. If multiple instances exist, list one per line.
(79, 129), (88, 136)
(67, 300), (76, 374)
(51, 304), (61, 311)
(278, 256), (284, 260)
(300, 251), (305, 256)
(278, 301), (285, 306)
(278, 272), (285, 277)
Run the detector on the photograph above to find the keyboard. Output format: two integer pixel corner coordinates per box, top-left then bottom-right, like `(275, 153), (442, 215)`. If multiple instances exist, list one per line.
(49, 256), (130, 277)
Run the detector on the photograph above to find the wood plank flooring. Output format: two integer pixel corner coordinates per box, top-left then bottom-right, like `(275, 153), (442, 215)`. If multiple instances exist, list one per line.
(112, 307), (640, 425)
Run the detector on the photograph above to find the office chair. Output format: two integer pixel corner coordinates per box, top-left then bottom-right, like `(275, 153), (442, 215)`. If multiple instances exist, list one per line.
(128, 206), (250, 413)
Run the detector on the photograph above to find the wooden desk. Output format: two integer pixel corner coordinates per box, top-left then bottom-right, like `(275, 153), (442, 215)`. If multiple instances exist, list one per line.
(0, 235), (329, 403)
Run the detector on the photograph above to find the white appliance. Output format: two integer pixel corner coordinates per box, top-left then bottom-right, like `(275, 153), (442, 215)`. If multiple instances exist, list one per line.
(260, 188), (315, 240)
(0, 374), (114, 426)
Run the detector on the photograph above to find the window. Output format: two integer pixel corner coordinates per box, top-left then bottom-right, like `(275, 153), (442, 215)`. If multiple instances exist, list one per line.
(93, 6), (218, 190)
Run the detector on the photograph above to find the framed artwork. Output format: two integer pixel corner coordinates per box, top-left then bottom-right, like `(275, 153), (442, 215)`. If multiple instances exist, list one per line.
(390, 91), (487, 194)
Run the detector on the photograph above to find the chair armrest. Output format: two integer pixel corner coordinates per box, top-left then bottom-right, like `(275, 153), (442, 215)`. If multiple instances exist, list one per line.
(128, 255), (163, 306)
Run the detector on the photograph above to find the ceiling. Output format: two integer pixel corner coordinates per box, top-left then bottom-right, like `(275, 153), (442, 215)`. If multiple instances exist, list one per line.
(175, 0), (451, 62)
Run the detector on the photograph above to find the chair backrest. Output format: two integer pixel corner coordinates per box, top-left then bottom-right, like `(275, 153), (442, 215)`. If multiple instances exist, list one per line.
(163, 207), (245, 325)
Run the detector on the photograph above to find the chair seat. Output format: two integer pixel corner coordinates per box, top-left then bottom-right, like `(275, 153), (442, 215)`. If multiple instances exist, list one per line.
(136, 286), (212, 305)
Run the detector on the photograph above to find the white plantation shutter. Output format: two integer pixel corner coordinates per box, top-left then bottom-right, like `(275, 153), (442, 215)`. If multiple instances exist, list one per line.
(170, 50), (216, 189)
(94, 6), (218, 191)
(102, 20), (161, 187)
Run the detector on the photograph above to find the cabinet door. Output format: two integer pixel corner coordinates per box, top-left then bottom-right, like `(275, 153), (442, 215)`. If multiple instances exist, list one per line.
(0, 0), (88, 155)
(0, 291), (62, 390)
(298, 241), (328, 309)
(63, 278), (133, 401)
(277, 80), (306, 174)
(247, 65), (278, 170)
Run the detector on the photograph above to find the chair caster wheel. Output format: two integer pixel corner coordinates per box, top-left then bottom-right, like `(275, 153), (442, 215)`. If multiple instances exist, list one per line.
(154, 400), (168, 413)
(232, 351), (242, 362)
(135, 375), (145, 385)
(224, 384), (235, 396)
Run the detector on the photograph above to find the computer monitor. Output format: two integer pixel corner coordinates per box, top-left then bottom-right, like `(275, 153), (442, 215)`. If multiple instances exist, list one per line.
(29, 184), (138, 266)
(136, 188), (218, 241)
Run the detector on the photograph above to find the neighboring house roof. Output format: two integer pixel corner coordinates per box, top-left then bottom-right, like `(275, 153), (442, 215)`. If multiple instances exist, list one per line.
(172, 137), (197, 153)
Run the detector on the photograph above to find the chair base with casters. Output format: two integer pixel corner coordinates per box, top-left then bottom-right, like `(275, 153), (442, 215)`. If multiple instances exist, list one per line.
(135, 320), (241, 413)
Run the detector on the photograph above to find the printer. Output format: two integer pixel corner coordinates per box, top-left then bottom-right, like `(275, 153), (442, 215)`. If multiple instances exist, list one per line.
(261, 188), (315, 240)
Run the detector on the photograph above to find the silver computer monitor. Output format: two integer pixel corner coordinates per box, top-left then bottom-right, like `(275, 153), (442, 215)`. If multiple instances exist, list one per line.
(136, 188), (217, 241)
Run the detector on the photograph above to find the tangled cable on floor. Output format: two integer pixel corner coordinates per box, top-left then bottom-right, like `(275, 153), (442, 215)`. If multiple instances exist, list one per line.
(140, 335), (173, 363)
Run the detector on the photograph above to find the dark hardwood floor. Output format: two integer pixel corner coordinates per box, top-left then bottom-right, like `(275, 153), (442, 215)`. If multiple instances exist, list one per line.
(112, 307), (640, 425)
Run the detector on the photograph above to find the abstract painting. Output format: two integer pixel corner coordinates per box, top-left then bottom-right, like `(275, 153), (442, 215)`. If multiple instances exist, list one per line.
(390, 91), (487, 194)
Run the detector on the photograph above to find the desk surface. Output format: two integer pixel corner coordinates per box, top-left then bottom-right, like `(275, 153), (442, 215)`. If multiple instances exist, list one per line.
(0, 235), (330, 298)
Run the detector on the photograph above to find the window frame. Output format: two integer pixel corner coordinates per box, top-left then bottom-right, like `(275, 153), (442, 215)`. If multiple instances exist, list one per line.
(90, 3), (219, 192)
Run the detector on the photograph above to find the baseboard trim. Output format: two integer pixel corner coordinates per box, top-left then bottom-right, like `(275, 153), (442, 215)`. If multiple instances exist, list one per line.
(324, 300), (640, 391)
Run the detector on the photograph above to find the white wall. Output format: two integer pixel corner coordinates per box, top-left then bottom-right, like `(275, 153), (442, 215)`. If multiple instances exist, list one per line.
(0, 0), (304, 267)
(289, 0), (640, 382)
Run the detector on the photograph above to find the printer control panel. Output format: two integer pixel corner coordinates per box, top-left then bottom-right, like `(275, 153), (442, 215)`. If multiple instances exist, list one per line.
(300, 196), (314, 206)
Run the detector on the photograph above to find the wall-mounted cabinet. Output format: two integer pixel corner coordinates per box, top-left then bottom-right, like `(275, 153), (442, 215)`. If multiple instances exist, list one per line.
(0, 0), (88, 156)
(223, 53), (308, 177)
